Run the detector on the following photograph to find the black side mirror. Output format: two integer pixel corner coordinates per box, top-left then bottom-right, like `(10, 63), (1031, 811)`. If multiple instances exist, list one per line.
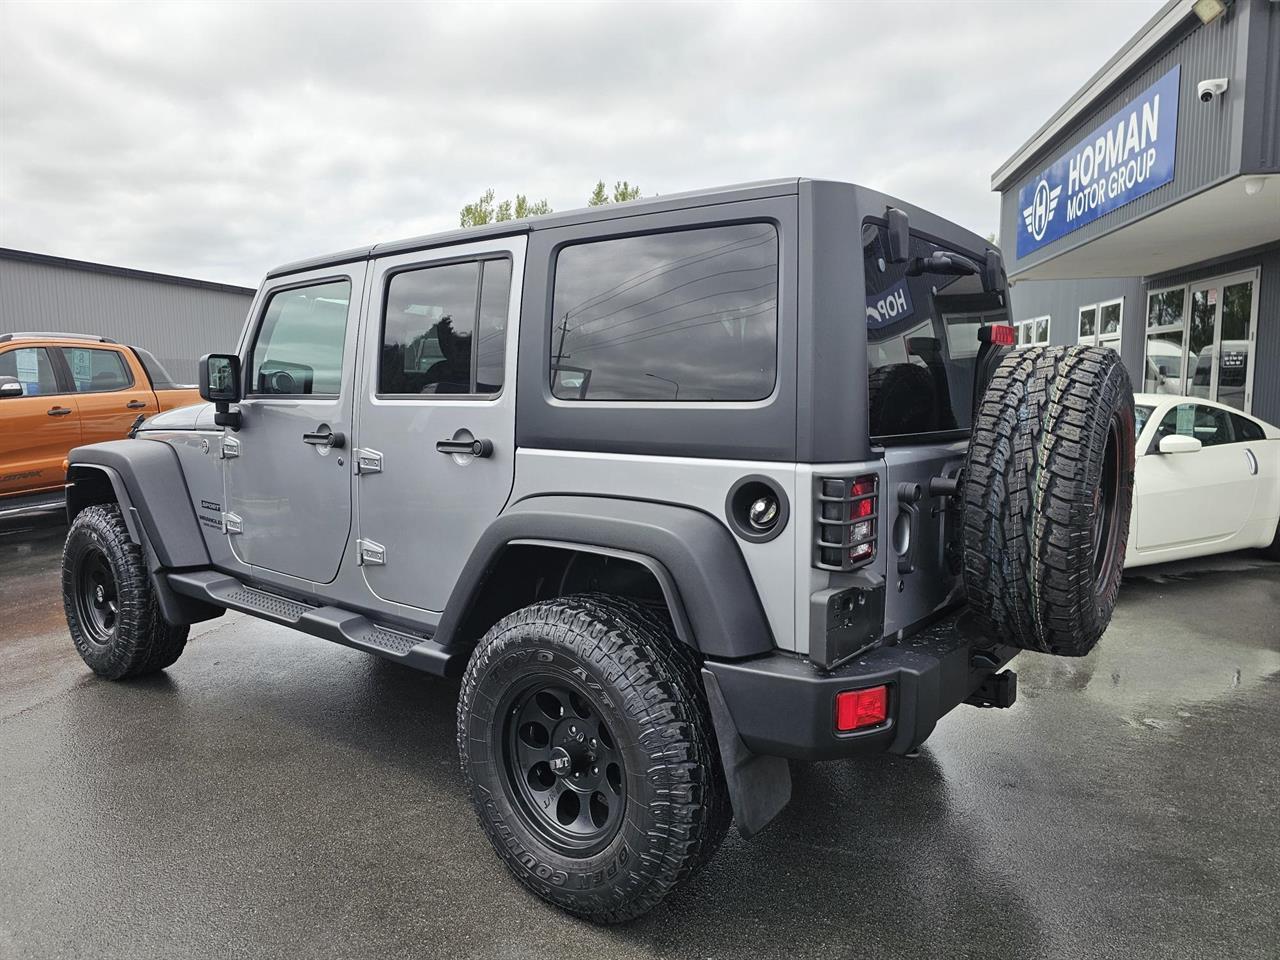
(0, 375), (23, 398)
(982, 248), (1007, 294)
(199, 353), (241, 403)
(199, 354), (242, 429)
(886, 207), (910, 264)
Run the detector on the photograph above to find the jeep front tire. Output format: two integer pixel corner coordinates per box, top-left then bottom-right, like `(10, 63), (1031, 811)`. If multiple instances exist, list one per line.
(457, 594), (730, 923)
(62, 503), (189, 679)
(963, 345), (1135, 656)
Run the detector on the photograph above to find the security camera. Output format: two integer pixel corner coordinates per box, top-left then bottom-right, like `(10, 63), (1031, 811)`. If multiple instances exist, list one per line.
(1198, 78), (1228, 103)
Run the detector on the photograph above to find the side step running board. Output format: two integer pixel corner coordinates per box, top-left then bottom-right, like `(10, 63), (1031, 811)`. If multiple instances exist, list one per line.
(167, 570), (464, 677)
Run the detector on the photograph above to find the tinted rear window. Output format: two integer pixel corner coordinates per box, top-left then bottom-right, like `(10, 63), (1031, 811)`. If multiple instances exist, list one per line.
(550, 223), (778, 401)
(863, 220), (1007, 440)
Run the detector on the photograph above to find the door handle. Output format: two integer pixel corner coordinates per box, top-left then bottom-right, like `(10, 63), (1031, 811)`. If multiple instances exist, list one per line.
(436, 437), (493, 458)
(126, 400), (147, 410)
(47, 406), (73, 417)
(1244, 448), (1258, 476)
(302, 428), (345, 449)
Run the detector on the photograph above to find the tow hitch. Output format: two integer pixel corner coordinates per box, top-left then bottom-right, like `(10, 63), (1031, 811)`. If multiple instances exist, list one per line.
(965, 670), (1017, 709)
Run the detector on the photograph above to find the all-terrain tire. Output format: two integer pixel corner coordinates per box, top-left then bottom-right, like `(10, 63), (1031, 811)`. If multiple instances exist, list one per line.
(962, 346), (1135, 656)
(62, 503), (189, 679)
(457, 594), (730, 923)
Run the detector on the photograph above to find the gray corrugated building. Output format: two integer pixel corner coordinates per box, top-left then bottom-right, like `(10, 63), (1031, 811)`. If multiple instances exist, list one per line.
(0, 248), (253, 381)
(994, 0), (1280, 424)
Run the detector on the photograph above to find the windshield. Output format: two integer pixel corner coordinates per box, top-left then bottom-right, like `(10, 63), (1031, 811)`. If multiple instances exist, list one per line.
(863, 219), (1008, 441)
(1134, 403), (1155, 438)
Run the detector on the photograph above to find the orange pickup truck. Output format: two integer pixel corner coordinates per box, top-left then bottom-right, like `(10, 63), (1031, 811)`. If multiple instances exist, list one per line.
(0, 333), (201, 504)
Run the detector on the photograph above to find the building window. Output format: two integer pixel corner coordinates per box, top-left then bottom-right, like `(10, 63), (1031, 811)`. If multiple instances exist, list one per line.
(1017, 316), (1050, 347)
(549, 223), (778, 401)
(1078, 298), (1122, 350)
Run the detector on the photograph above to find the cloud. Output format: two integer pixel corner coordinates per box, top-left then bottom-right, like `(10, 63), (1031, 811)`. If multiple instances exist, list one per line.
(0, 0), (1162, 287)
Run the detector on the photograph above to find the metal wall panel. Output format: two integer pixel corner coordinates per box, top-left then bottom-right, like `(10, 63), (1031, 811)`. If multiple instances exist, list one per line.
(0, 256), (252, 380)
(1241, 0), (1280, 172)
(1144, 240), (1280, 424)
(1000, 10), (1247, 276)
(1007, 276), (1148, 384)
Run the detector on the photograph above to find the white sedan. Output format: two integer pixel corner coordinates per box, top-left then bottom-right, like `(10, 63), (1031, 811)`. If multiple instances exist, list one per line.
(1126, 394), (1280, 567)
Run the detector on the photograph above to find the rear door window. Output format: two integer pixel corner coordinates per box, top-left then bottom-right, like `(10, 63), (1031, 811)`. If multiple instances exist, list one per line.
(379, 257), (510, 396)
(863, 220), (1007, 440)
(59, 347), (133, 393)
(549, 223), (778, 401)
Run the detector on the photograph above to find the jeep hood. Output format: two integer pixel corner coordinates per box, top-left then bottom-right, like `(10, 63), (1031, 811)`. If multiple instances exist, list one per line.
(138, 402), (215, 432)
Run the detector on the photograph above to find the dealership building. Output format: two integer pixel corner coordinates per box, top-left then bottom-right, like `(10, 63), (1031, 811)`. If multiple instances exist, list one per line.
(995, 0), (1280, 424)
(0, 247), (253, 381)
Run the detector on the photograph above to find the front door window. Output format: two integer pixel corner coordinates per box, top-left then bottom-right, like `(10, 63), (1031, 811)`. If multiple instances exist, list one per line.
(249, 280), (351, 396)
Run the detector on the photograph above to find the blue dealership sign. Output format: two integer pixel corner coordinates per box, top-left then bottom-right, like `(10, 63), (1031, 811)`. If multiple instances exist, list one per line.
(1017, 66), (1180, 258)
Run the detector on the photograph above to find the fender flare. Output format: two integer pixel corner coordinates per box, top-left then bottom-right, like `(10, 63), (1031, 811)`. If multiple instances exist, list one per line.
(436, 495), (776, 659)
(66, 439), (210, 569)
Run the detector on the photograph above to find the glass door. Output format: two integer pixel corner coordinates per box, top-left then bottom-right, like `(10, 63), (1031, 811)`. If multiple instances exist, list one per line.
(1216, 274), (1257, 412)
(1186, 283), (1218, 400)
(1144, 269), (1258, 412)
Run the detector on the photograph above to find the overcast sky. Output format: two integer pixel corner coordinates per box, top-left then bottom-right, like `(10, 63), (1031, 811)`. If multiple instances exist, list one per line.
(1, 0), (1163, 288)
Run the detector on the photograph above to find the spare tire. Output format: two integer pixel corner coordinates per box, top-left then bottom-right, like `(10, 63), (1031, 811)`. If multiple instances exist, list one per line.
(868, 362), (939, 436)
(962, 346), (1135, 656)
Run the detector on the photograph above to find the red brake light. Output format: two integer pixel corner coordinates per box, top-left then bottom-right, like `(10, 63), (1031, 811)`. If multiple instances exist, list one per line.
(815, 474), (878, 571)
(835, 685), (889, 732)
(983, 324), (1016, 346)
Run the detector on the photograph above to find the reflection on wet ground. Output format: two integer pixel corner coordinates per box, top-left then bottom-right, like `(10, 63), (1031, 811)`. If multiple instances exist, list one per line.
(1, 511), (1277, 959)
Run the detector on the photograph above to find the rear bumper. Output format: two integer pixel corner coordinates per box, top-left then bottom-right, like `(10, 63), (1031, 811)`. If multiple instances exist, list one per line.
(703, 611), (1017, 761)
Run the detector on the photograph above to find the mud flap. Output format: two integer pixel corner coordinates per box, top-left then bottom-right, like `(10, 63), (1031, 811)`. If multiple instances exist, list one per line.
(701, 667), (791, 838)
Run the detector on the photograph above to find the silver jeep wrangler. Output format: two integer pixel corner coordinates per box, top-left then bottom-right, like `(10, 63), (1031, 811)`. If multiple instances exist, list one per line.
(61, 178), (1135, 922)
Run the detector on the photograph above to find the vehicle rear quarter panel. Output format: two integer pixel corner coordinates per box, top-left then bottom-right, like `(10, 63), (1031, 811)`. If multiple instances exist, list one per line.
(509, 449), (799, 651)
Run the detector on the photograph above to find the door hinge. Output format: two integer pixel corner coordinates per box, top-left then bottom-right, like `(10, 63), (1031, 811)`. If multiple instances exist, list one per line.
(354, 448), (383, 475)
(221, 512), (242, 535)
(357, 538), (386, 566)
(220, 436), (241, 459)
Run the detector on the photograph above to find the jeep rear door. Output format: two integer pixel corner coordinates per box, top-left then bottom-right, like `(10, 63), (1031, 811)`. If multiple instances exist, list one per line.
(354, 235), (524, 612)
(222, 264), (367, 584)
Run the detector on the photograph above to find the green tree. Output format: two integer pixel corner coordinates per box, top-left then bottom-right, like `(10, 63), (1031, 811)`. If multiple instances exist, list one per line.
(460, 188), (553, 228)
(587, 179), (642, 206)
(516, 194), (552, 218)
(612, 180), (641, 203)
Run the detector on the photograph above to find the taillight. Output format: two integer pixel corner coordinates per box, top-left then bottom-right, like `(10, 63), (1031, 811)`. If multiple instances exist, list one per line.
(815, 474), (878, 570)
(835, 685), (889, 732)
(980, 323), (1017, 347)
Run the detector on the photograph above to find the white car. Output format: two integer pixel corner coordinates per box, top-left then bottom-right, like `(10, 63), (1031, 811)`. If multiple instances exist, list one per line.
(1126, 393), (1280, 568)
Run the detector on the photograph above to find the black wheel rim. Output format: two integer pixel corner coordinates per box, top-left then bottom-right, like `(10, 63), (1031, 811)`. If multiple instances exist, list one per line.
(75, 547), (119, 645)
(499, 677), (626, 856)
(1092, 415), (1123, 593)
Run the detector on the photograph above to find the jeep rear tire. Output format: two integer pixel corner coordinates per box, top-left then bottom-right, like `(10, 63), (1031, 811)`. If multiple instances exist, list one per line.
(962, 346), (1135, 656)
(457, 594), (730, 923)
(63, 503), (189, 679)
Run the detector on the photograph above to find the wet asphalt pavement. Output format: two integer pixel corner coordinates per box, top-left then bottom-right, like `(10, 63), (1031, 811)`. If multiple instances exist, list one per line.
(1, 509), (1278, 960)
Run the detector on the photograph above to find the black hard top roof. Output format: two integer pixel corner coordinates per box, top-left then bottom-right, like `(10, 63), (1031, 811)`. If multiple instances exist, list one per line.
(266, 178), (802, 280)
